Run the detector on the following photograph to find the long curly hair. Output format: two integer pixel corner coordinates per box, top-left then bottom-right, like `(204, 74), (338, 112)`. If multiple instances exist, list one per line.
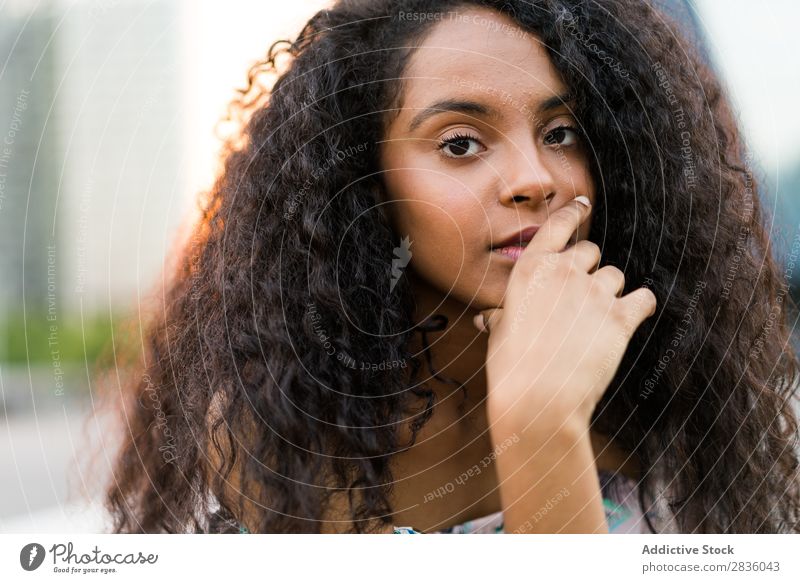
(104, 0), (800, 533)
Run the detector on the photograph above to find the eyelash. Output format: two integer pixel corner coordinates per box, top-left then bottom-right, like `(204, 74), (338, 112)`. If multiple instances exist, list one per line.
(436, 125), (582, 159)
(436, 131), (482, 159)
(542, 125), (582, 147)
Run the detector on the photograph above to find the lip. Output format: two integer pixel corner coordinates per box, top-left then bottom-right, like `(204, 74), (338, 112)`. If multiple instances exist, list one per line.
(490, 225), (541, 250)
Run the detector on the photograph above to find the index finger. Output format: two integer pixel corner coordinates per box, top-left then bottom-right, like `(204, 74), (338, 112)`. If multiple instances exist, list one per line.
(526, 195), (592, 255)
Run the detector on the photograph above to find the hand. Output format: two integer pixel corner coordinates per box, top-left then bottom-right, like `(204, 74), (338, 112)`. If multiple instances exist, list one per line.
(475, 196), (657, 436)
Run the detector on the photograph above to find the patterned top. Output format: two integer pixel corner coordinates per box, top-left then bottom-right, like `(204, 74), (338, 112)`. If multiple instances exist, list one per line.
(393, 469), (652, 534)
(233, 469), (655, 534)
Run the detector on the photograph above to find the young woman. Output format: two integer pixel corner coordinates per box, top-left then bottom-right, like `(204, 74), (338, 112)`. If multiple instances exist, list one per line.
(105, 0), (800, 534)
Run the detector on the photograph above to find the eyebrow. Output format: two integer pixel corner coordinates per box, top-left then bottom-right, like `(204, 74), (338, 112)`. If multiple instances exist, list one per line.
(407, 92), (573, 132)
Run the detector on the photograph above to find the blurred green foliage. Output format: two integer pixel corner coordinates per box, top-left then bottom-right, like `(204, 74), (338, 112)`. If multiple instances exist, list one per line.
(1, 311), (118, 365)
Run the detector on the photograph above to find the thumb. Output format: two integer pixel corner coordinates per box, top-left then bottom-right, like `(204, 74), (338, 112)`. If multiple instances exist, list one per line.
(473, 308), (503, 334)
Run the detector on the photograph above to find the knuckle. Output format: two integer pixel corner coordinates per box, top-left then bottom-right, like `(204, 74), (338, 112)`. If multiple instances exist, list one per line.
(555, 257), (575, 277)
(531, 251), (560, 272)
(607, 267), (626, 287)
(595, 265), (625, 290)
(610, 302), (633, 326)
(567, 259), (587, 276)
(579, 240), (601, 257)
(645, 289), (658, 313)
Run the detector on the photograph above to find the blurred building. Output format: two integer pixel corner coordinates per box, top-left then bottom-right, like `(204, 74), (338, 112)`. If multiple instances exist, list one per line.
(1, 0), (187, 328)
(56, 0), (186, 313)
(0, 4), (59, 326)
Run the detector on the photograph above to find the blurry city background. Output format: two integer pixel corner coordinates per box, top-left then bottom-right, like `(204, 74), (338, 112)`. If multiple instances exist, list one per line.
(1, 0), (798, 532)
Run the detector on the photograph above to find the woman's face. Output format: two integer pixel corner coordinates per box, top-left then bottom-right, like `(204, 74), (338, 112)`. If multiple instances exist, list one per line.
(379, 7), (596, 311)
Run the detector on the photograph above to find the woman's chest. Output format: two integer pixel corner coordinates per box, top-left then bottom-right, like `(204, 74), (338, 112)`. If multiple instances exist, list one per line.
(387, 431), (504, 532)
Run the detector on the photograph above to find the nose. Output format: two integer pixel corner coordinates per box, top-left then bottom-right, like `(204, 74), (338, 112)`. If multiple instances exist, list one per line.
(497, 134), (557, 208)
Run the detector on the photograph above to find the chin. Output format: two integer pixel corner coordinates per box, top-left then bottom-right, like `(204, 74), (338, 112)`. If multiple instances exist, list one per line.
(460, 284), (505, 312)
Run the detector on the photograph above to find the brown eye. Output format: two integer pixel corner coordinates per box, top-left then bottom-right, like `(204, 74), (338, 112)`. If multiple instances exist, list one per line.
(543, 126), (580, 147)
(437, 132), (483, 159)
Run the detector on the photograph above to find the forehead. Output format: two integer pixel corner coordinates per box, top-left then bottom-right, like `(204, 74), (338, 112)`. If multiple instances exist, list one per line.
(399, 7), (568, 108)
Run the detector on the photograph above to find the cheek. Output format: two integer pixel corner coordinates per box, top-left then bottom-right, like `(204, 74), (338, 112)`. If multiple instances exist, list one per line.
(382, 170), (491, 295)
(385, 170), (483, 252)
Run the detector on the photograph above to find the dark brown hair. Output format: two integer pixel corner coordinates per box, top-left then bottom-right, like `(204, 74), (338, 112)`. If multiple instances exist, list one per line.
(104, 0), (800, 533)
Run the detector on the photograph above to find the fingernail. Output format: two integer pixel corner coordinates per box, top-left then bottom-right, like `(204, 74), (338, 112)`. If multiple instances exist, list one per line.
(575, 195), (591, 208)
(473, 314), (486, 333)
